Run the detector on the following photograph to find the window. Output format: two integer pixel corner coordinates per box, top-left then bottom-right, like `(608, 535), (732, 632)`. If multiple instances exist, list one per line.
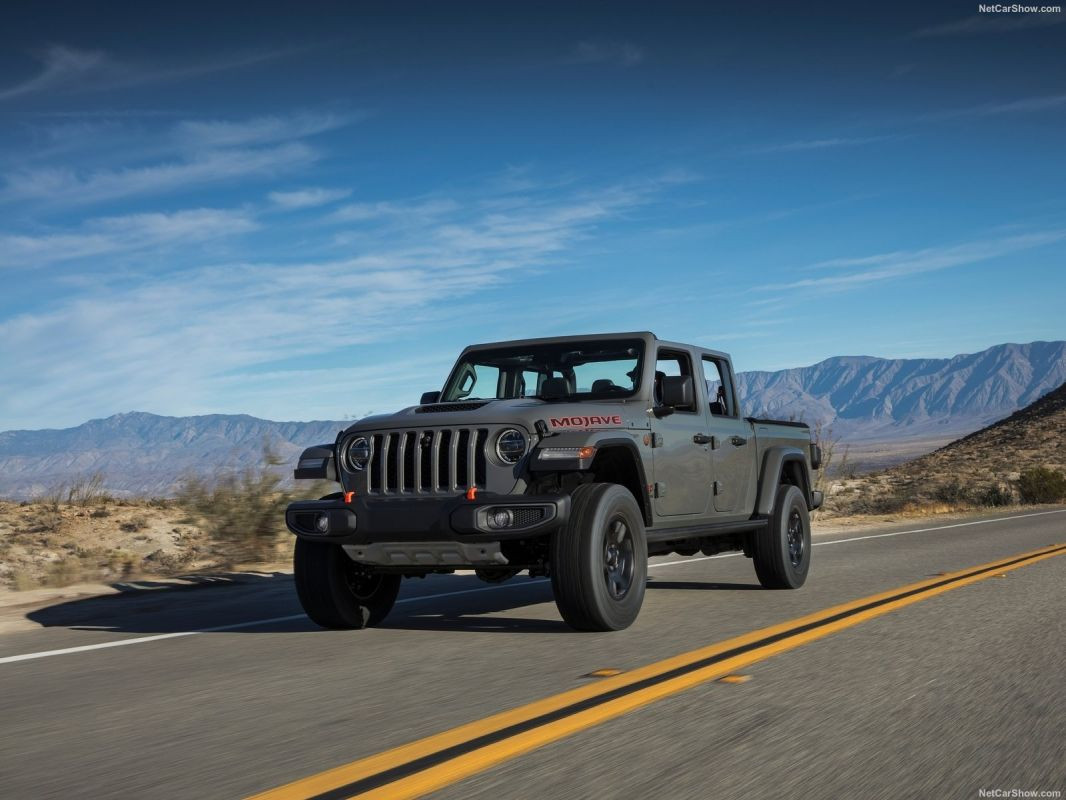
(654, 350), (697, 412)
(441, 339), (644, 401)
(702, 355), (735, 417)
(452, 362), (501, 400)
(519, 369), (542, 397)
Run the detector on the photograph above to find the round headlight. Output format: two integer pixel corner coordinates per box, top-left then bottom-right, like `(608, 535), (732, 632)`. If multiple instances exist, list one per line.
(495, 429), (527, 464)
(344, 436), (371, 471)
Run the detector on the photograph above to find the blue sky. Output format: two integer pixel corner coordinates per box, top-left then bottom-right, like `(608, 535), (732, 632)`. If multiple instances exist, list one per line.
(1, 1), (1064, 430)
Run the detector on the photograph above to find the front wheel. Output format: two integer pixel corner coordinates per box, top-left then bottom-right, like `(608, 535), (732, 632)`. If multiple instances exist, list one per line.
(294, 538), (401, 629)
(551, 483), (648, 631)
(752, 484), (811, 589)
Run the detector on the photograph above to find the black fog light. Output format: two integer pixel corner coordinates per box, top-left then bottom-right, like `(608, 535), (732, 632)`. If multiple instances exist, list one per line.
(314, 513), (330, 533)
(487, 509), (514, 529)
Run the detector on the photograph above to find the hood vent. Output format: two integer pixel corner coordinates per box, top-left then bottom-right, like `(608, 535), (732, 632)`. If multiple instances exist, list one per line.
(415, 401), (489, 414)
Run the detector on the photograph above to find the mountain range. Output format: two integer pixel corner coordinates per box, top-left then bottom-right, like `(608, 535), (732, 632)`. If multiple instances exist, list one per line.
(736, 340), (1066, 439)
(0, 340), (1063, 498)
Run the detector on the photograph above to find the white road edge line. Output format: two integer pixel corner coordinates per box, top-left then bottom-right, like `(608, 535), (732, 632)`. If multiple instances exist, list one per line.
(810, 508), (1066, 546)
(1, 508), (1063, 666)
(0, 614), (308, 664)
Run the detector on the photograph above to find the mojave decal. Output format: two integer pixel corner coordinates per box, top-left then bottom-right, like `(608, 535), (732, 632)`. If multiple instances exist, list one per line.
(549, 414), (623, 429)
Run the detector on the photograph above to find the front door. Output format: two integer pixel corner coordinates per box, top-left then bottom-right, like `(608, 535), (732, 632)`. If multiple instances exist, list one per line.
(651, 349), (713, 517)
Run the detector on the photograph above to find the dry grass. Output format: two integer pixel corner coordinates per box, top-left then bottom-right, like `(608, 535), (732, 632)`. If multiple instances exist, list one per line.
(0, 496), (209, 589)
(176, 443), (331, 569)
(0, 444), (337, 589)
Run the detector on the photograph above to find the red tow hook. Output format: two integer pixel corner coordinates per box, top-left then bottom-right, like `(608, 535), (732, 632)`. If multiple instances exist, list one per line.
(465, 486), (478, 501)
(343, 491), (355, 504)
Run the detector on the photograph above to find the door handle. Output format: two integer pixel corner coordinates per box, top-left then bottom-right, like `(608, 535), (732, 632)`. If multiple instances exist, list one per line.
(693, 434), (714, 446)
(730, 435), (748, 447)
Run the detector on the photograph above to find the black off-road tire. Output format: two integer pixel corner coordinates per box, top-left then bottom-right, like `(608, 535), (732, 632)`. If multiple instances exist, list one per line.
(293, 538), (401, 629)
(551, 483), (648, 631)
(752, 484), (811, 589)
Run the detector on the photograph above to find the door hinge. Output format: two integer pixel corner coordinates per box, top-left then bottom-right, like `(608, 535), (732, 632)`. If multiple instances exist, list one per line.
(654, 482), (667, 498)
(713, 480), (722, 496)
(652, 433), (664, 448)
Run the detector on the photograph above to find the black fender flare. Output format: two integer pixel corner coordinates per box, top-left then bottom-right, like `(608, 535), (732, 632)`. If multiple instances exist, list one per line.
(756, 446), (813, 515)
(529, 431), (652, 526)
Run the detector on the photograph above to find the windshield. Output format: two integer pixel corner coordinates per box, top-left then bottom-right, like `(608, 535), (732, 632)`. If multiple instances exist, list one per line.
(441, 339), (645, 402)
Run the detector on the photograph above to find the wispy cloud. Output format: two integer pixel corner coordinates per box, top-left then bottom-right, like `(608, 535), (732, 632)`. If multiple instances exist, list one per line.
(925, 93), (1066, 120)
(1, 143), (317, 205)
(0, 45), (106, 101)
(563, 40), (645, 67)
(269, 187), (352, 209)
(0, 110), (356, 206)
(0, 43), (301, 102)
(785, 230), (1066, 292)
(329, 198), (460, 223)
(912, 12), (1066, 38)
(747, 135), (897, 154)
(0, 175), (672, 426)
(174, 112), (355, 150)
(0, 208), (257, 268)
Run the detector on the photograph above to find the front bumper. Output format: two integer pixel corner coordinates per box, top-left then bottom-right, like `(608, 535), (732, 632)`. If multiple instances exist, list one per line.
(285, 492), (569, 547)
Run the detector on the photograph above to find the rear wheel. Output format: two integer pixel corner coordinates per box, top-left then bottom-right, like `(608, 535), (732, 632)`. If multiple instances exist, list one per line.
(293, 538), (401, 629)
(551, 483), (648, 631)
(752, 484), (811, 589)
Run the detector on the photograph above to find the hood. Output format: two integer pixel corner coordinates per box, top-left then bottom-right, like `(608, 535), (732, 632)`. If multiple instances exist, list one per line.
(344, 397), (651, 434)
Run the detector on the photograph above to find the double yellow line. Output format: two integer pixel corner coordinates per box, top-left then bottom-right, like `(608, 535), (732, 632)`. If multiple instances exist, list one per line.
(250, 542), (1066, 800)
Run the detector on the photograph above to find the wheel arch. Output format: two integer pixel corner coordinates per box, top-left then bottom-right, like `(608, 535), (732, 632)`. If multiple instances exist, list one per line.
(587, 438), (653, 527)
(756, 446), (813, 515)
(530, 432), (652, 527)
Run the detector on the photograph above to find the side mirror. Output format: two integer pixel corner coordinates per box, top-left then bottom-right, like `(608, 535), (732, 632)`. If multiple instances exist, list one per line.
(661, 375), (693, 409)
(420, 391), (441, 404)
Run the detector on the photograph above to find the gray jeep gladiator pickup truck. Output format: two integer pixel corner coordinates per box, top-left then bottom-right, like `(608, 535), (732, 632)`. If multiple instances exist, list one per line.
(286, 332), (823, 631)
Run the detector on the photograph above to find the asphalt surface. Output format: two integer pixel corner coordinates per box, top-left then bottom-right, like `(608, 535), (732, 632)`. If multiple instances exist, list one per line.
(1, 508), (1064, 799)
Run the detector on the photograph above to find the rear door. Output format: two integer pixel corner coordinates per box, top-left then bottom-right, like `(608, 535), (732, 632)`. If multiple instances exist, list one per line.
(650, 348), (713, 517)
(701, 355), (758, 515)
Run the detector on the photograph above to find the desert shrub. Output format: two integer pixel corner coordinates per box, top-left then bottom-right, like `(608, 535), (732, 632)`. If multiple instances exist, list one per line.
(119, 515), (149, 533)
(849, 481), (912, 515)
(22, 506), (64, 533)
(66, 473), (113, 506)
(10, 568), (37, 591)
(105, 549), (140, 574)
(142, 549), (186, 572)
(1016, 467), (1066, 504)
(177, 442), (295, 567)
(44, 557), (83, 587)
(975, 484), (1014, 508)
(931, 481), (970, 505)
(811, 420), (850, 499)
(866, 493), (909, 514)
(90, 508), (111, 518)
(42, 488), (63, 513)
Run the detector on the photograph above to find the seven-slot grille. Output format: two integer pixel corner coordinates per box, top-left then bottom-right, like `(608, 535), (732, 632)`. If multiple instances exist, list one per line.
(365, 428), (489, 495)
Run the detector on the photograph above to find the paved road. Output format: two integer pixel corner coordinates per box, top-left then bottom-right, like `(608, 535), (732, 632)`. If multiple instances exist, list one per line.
(1, 508), (1064, 799)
